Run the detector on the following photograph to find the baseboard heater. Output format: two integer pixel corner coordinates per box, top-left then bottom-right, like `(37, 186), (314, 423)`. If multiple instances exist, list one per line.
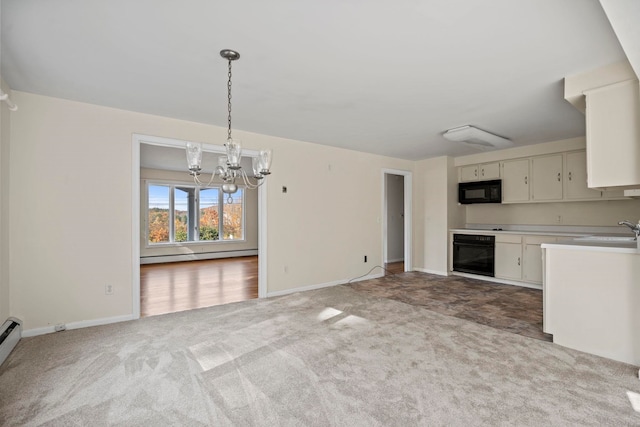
(0, 317), (22, 366)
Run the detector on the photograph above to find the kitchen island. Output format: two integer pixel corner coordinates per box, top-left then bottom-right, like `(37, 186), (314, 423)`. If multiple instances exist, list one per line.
(542, 239), (640, 366)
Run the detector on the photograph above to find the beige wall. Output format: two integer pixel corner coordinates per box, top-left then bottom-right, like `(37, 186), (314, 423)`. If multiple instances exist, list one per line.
(413, 156), (464, 274)
(140, 167), (258, 258)
(9, 91), (413, 330)
(264, 134), (412, 292)
(0, 80), (11, 322)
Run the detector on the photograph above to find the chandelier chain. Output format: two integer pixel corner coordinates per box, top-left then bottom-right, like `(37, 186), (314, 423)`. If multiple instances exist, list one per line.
(227, 59), (233, 141)
(187, 49), (272, 194)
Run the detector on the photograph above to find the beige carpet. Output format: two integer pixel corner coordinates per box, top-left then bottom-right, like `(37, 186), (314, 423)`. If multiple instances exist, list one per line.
(1, 285), (639, 426)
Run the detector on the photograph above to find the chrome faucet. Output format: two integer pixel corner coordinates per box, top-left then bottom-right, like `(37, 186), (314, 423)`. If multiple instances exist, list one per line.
(618, 220), (640, 240)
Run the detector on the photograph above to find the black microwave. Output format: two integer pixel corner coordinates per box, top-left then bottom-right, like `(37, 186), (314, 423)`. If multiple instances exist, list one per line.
(458, 179), (502, 204)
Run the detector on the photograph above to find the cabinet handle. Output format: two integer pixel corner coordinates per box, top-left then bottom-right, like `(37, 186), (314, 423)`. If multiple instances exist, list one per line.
(481, 168), (485, 176)
(524, 176), (528, 184)
(557, 172), (561, 182)
(474, 169), (478, 177)
(517, 257), (521, 266)
(568, 171), (572, 181)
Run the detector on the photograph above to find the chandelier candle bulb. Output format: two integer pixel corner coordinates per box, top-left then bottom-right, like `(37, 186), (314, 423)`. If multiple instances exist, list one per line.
(186, 142), (203, 175)
(226, 139), (242, 169)
(252, 157), (263, 179)
(259, 149), (273, 175)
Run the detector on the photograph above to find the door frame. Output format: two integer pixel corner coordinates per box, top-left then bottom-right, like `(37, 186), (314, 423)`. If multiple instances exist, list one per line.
(381, 168), (412, 272)
(131, 134), (268, 319)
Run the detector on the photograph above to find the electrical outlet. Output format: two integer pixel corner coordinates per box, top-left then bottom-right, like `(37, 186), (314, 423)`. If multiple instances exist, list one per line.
(105, 283), (114, 295)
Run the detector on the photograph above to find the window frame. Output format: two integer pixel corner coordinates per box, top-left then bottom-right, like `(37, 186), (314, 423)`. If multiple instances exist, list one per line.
(144, 179), (246, 247)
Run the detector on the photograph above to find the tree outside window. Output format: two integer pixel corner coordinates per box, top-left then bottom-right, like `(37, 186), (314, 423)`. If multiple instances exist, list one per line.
(147, 183), (243, 244)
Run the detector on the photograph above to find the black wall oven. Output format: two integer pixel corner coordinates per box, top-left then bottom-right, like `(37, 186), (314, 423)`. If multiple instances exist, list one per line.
(452, 234), (495, 277)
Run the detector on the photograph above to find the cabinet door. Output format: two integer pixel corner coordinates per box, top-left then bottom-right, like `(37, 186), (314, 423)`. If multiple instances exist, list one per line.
(531, 154), (563, 201)
(565, 151), (602, 200)
(460, 165), (479, 182)
(523, 244), (543, 284)
(479, 162), (500, 180)
(523, 236), (557, 284)
(585, 80), (640, 188)
(501, 159), (530, 203)
(495, 242), (522, 280)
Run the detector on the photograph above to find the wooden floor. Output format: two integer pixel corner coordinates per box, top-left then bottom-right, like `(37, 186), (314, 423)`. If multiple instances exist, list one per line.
(140, 256), (258, 317)
(384, 261), (404, 275)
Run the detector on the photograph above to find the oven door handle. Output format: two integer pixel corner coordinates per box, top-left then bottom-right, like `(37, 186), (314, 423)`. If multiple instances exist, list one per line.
(453, 242), (494, 248)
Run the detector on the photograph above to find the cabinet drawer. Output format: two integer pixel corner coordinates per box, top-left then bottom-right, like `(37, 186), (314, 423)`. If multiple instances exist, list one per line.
(524, 235), (558, 245)
(495, 234), (522, 244)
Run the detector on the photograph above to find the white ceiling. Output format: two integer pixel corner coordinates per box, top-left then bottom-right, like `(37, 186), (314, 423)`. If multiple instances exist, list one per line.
(0, 0), (630, 160)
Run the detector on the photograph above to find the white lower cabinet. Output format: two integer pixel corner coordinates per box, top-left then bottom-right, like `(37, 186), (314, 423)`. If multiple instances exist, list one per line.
(522, 236), (557, 284)
(451, 232), (572, 288)
(494, 234), (559, 285)
(494, 235), (523, 280)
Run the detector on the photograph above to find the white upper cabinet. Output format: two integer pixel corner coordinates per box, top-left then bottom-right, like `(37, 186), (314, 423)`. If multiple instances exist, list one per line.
(585, 80), (640, 189)
(531, 154), (563, 201)
(459, 162), (500, 182)
(565, 151), (602, 200)
(478, 162), (500, 180)
(501, 159), (530, 203)
(458, 149), (628, 203)
(460, 165), (479, 182)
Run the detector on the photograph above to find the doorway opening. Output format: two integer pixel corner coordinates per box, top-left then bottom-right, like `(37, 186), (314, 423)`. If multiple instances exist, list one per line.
(132, 134), (268, 319)
(382, 169), (412, 274)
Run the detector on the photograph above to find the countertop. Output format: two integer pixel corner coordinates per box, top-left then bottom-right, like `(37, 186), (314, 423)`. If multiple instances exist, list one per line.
(449, 228), (588, 237)
(542, 239), (639, 254)
(450, 226), (639, 253)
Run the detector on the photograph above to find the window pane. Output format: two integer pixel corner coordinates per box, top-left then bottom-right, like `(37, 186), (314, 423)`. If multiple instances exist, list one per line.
(200, 188), (219, 241)
(174, 188), (189, 242)
(223, 188), (243, 240)
(148, 185), (170, 244)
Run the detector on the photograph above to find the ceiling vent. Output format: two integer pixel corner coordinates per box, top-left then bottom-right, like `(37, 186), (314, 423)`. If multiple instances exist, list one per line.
(443, 125), (513, 151)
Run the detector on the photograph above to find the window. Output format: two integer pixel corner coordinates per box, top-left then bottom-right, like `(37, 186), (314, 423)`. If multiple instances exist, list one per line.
(147, 182), (244, 245)
(148, 185), (170, 243)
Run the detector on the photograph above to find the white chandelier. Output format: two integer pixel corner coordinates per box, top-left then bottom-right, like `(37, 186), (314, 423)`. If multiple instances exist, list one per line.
(186, 49), (272, 194)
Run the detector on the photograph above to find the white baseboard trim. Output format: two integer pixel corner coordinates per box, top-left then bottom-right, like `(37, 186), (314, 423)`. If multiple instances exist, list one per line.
(22, 314), (137, 338)
(266, 273), (384, 298)
(140, 249), (258, 265)
(385, 258), (404, 263)
(450, 272), (543, 290)
(413, 268), (448, 276)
